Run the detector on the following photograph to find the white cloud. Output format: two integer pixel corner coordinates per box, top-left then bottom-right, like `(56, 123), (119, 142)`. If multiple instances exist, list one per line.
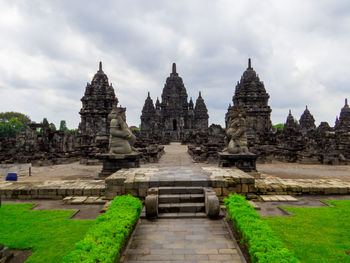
(0, 0), (349, 129)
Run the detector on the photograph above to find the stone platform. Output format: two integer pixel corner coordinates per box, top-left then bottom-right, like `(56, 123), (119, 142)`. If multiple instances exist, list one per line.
(255, 177), (350, 196)
(2, 168), (350, 200)
(0, 180), (105, 199)
(98, 152), (141, 177)
(105, 167), (255, 199)
(218, 152), (257, 173)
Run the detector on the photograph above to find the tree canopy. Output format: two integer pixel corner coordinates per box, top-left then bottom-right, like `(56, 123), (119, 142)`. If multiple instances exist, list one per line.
(0, 112), (31, 124)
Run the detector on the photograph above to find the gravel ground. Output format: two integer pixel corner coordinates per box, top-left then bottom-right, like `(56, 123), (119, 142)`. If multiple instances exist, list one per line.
(257, 162), (350, 181)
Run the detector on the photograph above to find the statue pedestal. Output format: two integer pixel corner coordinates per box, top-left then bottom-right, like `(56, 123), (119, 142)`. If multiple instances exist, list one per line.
(218, 152), (257, 172)
(97, 152), (141, 177)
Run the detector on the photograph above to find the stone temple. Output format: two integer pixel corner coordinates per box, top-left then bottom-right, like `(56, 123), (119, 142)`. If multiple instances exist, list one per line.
(78, 62), (118, 155)
(227, 58), (272, 140)
(140, 63), (209, 142)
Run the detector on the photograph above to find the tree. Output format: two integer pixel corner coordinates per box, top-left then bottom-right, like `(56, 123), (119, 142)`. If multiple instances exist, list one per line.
(59, 120), (68, 131)
(49, 123), (57, 131)
(0, 118), (25, 138)
(42, 118), (49, 126)
(273, 123), (284, 131)
(0, 112), (31, 124)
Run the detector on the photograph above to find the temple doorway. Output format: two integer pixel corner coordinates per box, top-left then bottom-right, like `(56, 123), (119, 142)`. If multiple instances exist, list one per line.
(173, 119), (177, 131)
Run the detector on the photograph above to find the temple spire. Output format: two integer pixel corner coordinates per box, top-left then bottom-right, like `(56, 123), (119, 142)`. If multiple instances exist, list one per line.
(147, 91), (150, 98)
(248, 58), (252, 69)
(199, 91), (202, 98)
(172, 63), (176, 74)
(346, 98), (348, 106)
(99, 61), (102, 72)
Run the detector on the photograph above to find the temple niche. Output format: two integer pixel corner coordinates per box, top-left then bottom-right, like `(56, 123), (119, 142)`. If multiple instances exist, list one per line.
(228, 58), (272, 140)
(140, 63), (209, 142)
(78, 62), (119, 156)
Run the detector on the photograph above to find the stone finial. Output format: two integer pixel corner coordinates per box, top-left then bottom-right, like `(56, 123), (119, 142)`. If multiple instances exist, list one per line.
(306, 105), (308, 109)
(346, 98), (348, 106)
(289, 109), (291, 115)
(99, 61), (102, 72)
(172, 63), (176, 74)
(248, 58), (252, 69)
(147, 91), (150, 98)
(199, 91), (202, 98)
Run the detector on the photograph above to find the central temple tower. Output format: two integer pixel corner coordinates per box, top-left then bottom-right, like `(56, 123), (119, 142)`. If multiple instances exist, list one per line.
(141, 63), (208, 141)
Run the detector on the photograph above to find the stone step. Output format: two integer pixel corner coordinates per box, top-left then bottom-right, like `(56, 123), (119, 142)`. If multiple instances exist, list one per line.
(158, 194), (204, 203)
(156, 180), (209, 187)
(157, 212), (207, 219)
(158, 202), (205, 213)
(158, 186), (203, 195)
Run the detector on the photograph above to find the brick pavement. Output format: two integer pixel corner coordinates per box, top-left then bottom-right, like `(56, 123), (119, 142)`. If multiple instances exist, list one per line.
(121, 218), (245, 263)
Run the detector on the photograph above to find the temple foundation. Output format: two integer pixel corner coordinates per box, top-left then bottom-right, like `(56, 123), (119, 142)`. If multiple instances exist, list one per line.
(97, 153), (141, 177)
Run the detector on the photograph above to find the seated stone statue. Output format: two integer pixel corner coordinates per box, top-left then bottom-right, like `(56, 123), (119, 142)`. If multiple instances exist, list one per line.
(108, 106), (136, 155)
(225, 105), (249, 154)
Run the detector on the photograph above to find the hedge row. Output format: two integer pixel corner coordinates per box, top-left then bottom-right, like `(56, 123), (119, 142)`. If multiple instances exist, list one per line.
(224, 194), (300, 263)
(63, 195), (142, 263)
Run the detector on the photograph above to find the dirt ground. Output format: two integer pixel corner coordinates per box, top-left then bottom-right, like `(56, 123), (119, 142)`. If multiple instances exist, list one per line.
(1, 147), (350, 183)
(255, 195), (350, 217)
(257, 162), (350, 182)
(0, 162), (102, 182)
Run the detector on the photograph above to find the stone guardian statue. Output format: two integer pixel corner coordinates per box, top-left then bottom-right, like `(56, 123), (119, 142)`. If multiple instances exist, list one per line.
(108, 106), (136, 154)
(225, 105), (249, 154)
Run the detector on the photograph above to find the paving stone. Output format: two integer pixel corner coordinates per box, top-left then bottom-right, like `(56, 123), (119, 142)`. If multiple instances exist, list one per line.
(248, 200), (260, 210)
(70, 196), (87, 204)
(84, 196), (99, 204)
(260, 195), (298, 202)
(123, 218), (244, 263)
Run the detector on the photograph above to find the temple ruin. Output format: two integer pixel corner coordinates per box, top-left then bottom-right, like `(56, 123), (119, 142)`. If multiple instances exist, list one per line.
(227, 58), (272, 139)
(78, 62), (119, 157)
(0, 60), (349, 166)
(140, 63), (209, 142)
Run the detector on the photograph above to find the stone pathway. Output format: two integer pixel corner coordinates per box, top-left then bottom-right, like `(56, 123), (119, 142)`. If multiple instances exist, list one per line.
(121, 218), (245, 263)
(143, 142), (194, 167)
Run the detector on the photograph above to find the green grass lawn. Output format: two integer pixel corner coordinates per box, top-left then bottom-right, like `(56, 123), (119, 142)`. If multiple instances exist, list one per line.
(263, 200), (350, 263)
(0, 203), (94, 263)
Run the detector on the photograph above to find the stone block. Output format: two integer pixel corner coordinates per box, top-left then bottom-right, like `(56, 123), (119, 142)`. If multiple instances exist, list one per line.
(84, 196), (99, 204)
(91, 188), (101, 196)
(222, 187), (237, 196)
(147, 188), (158, 195)
(71, 196), (88, 204)
(124, 180), (134, 190)
(205, 190), (220, 218)
(248, 185), (257, 192)
(145, 194), (158, 218)
(72, 188), (82, 196)
(83, 188), (92, 196)
(241, 184), (249, 193)
(125, 189), (138, 196)
(138, 188), (148, 198)
(57, 189), (66, 196)
(213, 188), (222, 196)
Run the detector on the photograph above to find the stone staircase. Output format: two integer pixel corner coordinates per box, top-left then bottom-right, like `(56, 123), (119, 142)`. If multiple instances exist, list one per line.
(157, 186), (206, 218)
(144, 185), (220, 219)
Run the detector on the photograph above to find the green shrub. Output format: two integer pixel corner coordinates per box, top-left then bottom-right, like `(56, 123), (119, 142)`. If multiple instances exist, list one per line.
(224, 194), (300, 263)
(63, 195), (142, 263)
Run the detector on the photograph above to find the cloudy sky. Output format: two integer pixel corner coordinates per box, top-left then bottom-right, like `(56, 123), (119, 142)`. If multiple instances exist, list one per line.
(0, 0), (349, 129)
